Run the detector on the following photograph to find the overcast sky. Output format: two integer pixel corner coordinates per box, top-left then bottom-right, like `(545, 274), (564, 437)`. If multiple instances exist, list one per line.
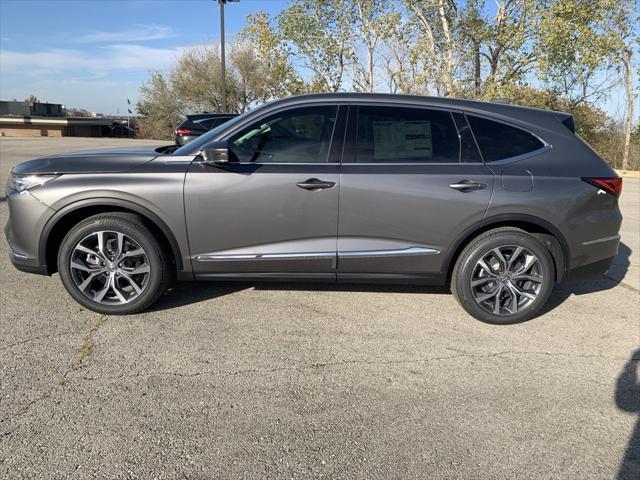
(0, 0), (288, 114)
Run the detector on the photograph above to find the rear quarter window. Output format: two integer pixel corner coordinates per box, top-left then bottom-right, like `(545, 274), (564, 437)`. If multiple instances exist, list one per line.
(467, 115), (544, 162)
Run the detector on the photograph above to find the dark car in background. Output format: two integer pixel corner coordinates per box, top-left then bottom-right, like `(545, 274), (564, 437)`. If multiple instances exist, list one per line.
(175, 113), (237, 145)
(5, 93), (622, 324)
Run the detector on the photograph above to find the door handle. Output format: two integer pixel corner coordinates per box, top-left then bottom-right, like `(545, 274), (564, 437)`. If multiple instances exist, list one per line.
(449, 180), (487, 191)
(296, 178), (336, 191)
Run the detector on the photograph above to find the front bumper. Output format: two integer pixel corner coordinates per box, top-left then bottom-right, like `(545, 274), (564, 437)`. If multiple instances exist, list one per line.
(4, 189), (55, 276)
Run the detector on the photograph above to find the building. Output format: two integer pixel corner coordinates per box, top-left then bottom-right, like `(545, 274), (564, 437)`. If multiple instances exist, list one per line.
(0, 100), (129, 138)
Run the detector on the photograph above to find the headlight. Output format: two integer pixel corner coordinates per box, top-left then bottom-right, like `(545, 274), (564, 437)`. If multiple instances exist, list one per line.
(7, 172), (59, 192)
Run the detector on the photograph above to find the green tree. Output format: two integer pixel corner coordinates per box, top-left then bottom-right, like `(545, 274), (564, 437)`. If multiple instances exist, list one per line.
(535, 0), (619, 105)
(137, 72), (181, 140)
(240, 12), (305, 101)
(277, 0), (356, 92)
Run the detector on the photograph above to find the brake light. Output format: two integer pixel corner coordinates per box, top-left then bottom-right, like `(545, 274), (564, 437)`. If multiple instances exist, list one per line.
(176, 128), (192, 135)
(582, 177), (622, 197)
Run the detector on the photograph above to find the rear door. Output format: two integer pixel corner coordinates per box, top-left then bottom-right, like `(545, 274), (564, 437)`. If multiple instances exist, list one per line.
(337, 104), (495, 281)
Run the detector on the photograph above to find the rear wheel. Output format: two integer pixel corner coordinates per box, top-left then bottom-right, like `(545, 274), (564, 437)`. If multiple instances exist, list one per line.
(451, 227), (555, 324)
(58, 213), (172, 315)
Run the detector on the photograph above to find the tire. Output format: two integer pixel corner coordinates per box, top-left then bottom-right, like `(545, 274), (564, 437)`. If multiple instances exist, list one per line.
(451, 227), (555, 324)
(57, 212), (172, 315)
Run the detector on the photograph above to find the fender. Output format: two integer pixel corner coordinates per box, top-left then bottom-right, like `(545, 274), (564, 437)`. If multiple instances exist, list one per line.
(441, 213), (570, 282)
(39, 197), (186, 273)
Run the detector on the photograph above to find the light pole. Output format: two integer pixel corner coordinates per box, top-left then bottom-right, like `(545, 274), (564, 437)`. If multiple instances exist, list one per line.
(217, 0), (239, 113)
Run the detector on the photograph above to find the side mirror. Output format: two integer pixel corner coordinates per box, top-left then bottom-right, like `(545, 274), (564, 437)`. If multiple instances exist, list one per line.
(200, 140), (231, 165)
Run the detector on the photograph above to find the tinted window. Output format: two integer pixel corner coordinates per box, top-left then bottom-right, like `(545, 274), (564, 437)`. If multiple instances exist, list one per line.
(467, 115), (544, 162)
(355, 106), (460, 163)
(229, 106), (337, 163)
(197, 118), (218, 129)
(451, 112), (482, 163)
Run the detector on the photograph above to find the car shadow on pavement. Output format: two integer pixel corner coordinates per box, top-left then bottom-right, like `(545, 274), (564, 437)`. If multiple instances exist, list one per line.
(541, 241), (632, 316)
(150, 242), (631, 319)
(615, 348), (640, 480)
(148, 282), (248, 312)
(149, 280), (448, 312)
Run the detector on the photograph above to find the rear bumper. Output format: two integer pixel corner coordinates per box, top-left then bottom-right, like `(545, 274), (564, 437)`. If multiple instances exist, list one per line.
(563, 255), (616, 283)
(175, 134), (201, 145)
(563, 234), (619, 283)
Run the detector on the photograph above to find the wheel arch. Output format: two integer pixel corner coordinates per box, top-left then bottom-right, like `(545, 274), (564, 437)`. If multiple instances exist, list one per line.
(444, 214), (569, 283)
(40, 198), (184, 276)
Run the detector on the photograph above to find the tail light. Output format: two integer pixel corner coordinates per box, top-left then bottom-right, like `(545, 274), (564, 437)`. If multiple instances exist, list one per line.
(582, 177), (623, 198)
(176, 128), (192, 135)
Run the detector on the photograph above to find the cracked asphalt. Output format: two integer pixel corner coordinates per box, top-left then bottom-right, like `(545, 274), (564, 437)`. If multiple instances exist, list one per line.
(1, 137), (639, 479)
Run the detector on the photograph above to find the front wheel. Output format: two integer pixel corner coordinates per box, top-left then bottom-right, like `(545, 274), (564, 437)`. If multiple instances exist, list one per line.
(451, 227), (555, 324)
(58, 213), (172, 315)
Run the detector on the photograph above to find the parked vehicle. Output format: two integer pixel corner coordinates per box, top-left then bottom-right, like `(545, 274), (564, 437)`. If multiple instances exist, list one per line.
(175, 113), (237, 145)
(5, 93), (622, 323)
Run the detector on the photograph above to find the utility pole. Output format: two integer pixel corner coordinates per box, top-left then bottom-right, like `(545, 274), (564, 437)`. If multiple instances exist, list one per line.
(217, 0), (239, 113)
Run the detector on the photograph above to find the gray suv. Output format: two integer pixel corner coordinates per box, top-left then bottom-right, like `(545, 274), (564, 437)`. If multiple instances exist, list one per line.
(5, 93), (622, 324)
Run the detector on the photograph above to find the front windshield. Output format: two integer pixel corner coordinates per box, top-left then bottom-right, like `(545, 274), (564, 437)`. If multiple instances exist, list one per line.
(173, 108), (255, 155)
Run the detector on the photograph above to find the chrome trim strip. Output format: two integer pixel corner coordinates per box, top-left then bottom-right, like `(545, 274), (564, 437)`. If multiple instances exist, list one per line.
(195, 246), (440, 262)
(196, 251), (336, 261)
(582, 234), (620, 246)
(163, 156), (198, 164)
(339, 246), (440, 257)
(10, 249), (28, 259)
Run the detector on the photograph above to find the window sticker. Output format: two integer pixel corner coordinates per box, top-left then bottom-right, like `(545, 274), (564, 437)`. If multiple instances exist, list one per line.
(373, 120), (432, 159)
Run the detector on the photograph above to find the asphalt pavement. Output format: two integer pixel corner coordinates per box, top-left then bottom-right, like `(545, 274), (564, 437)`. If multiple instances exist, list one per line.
(0, 137), (638, 479)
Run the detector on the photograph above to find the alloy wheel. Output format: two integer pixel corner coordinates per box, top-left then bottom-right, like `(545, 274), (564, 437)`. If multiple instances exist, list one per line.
(69, 230), (150, 305)
(470, 245), (544, 316)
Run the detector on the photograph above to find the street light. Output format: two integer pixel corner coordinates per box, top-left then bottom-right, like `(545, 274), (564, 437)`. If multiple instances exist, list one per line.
(217, 0), (239, 113)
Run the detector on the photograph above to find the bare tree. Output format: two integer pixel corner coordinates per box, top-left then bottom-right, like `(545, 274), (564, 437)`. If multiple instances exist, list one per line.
(621, 46), (635, 170)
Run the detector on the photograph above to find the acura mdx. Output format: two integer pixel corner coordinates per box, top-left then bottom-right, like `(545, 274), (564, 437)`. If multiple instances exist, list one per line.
(5, 93), (622, 324)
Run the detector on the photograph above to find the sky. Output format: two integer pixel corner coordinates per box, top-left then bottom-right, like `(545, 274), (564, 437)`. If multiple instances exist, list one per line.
(0, 0), (633, 119)
(0, 0), (288, 115)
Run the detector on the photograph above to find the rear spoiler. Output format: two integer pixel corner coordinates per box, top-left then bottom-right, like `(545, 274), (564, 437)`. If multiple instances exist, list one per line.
(555, 112), (575, 133)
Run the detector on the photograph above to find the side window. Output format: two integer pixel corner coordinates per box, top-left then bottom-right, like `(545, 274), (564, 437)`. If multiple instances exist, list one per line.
(467, 115), (544, 162)
(229, 106), (338, 163)
(355, 106), (460, 163)
(197, 118), (217, 130)
(451, 112), (482, 163)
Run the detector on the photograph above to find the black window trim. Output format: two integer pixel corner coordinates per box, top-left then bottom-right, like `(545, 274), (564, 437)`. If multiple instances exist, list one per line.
(341, 101), (483, 166)
(464, 111), (552, 165)
(222, 103), (345, 165)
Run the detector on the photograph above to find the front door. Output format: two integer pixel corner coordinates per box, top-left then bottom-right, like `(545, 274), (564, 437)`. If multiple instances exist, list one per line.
(185, 105), (345, 279)
(337, 104), (495, 281)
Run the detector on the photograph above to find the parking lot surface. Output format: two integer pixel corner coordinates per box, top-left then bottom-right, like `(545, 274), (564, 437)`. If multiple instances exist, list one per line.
(1, 137), (638, 479)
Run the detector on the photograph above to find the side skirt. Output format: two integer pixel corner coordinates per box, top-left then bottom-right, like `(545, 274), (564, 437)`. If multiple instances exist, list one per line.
(192, 272), (446, 286)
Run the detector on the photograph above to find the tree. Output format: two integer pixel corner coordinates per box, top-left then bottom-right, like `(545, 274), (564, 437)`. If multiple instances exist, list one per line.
(349, 0), (398, 92)
(137, 72), (181, 140)
(277, 0), (356, 92)
(240, 12), (305, 102)
(405, 0), (460, 96)
(608, 0), (639, 170)
(378, 14), (426, 94)
(170, 45), (232, 114)
(535, 0), (619, 106)
(136, 36), (303, 139)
